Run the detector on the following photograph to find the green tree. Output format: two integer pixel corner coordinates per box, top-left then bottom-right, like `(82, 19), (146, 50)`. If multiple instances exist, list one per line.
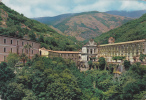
(20, 53), (28, 66)
(112, 56), (118, 62)
(24, 44), (32, 60)
(139, 53), (145, 62)
(0, 62), (15, 82)
(88, 60), (93, 70)
(7, 53), (19, 68)
(1, 82), (25, 100)
(124, 60), (131, 70)
(98, 57), (106, 70)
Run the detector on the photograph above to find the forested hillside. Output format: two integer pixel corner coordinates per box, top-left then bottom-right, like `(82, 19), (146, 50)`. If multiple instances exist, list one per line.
(94, 13), (146, 44)
(33, 11), (132, 41)
(0, 2), (81, 51)
(32, 13), (75, 25)
(0, 55), (145, 100)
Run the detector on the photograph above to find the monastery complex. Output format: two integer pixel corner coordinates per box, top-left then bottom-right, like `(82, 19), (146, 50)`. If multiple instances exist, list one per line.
(39, 37), (146, 71)
(0, 34), (146, 71)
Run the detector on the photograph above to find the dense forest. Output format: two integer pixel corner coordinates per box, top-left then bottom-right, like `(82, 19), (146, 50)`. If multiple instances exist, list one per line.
(0, 2), (82, 51)
(0, 54), (145, 100)
(94, 13), (146, 44)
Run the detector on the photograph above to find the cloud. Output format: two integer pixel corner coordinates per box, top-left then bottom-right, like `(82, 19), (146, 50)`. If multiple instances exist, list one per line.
(2, 0), (146, 18)
(72, 0), (115, 13)
(119, 1), (146, 11)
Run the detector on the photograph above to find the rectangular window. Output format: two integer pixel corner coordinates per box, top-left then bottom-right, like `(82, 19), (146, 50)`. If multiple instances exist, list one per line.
(11, 40), (13, 44)
(22, 49), (23, 53)
(4, 39), (6, 43)
(11, 48), (12, 53)
(32, 50), (33, 54)
(17, 48), (19, 54)
(32, 43), (33, 46)
(17, 40), (18, 45)
(4, 48), (6, 52)
(22, 42), (24, 46)
(4, 56), (6, 61)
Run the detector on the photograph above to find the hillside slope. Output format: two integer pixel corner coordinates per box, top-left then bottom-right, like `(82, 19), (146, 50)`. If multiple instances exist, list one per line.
(34, 11), (132, 41)
(55, 11), (132, 41)
(0, 2), (81, 51)
(106, 10), (146, 18)
(94, 13), (146, 44)
(32, 13), (75, 25)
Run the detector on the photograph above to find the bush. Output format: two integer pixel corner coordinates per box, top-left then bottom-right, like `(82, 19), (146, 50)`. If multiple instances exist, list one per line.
(124, 60), (131, 70)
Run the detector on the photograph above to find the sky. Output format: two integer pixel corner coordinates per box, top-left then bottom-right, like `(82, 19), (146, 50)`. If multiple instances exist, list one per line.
(2, 0), (146, 18)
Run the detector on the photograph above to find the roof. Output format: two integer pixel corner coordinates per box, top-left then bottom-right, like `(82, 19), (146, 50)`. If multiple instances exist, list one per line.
(49, 51), (81, 54)
(40, 48), (80, 54)
(100, 39), (145, 47)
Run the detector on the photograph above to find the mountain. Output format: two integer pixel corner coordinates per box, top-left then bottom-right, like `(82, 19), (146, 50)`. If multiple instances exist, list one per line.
(0, 2), (81, 51)
(94, 13), (146, 44)
(32, 13), (75, 25)
(106, 10), (146, 18)
(54, 11), (132, 41)
(33, 11), (132, 41)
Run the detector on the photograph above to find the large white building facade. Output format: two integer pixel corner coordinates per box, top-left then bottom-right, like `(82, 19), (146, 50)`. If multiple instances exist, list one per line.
(80, 38), (146, 70)
(80, 39), (98, 70)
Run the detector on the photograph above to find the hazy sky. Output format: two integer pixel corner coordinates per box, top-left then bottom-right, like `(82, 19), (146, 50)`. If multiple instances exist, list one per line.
(2, 0), (146, 18)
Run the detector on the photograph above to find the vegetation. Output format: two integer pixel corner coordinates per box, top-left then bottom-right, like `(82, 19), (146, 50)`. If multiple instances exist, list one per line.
(0, 55), (145, 100)
(139, 53), (146, 62)
(98, 57), (106, 70)
(124, 60), (131, 70)
(94, 13), (146, 44)
(34, 11), (132, 40)
(112, 56), (125, 62)
(0, 2), (81, 51)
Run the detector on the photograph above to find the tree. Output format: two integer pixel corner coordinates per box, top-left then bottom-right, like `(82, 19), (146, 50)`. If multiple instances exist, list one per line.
(1, 82), (25, 100)
(98, 57), (106, 70)
(88, 60), (93, 70)
(139, 53), (145, 62)
(93, 62), (100, 70)
(20, 53), (28, 66)
(112, 56), (118, 62)
(124, 60), (131, 70)
(112, 56), (125, 62)
(0, 62), (15, 82)
(118, 56), (125, 61)
(24, 44), (32, 60)
(7, 53), (19, 68)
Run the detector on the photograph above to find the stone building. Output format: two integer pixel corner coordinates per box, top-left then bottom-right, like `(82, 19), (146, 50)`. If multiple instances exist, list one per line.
(0, 35), (40, 62)
(49, 50), (81, 66)
(98, 38), (146, 63)
(39, 48), (81, 65)
(39, 47), (50, 57)
(80, 39), (98, 70)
